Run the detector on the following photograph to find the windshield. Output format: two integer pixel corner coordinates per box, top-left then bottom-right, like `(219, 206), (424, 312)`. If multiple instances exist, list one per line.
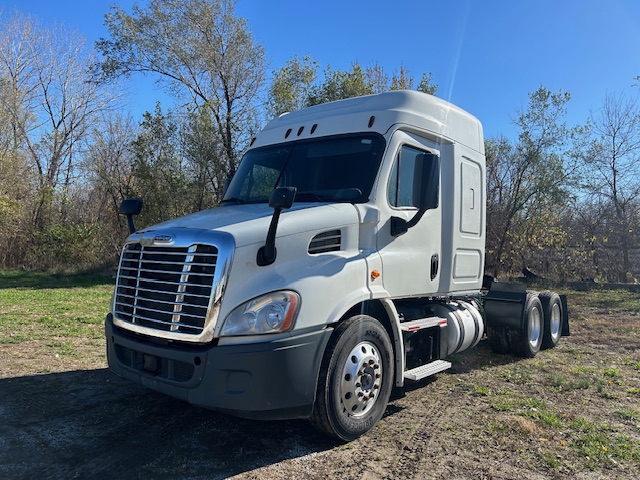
(222, 133), (385, 204)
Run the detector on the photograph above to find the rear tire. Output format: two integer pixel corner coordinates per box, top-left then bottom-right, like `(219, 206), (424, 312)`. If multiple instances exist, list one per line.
(508, 292), (543, 358)
(539, 291), (563, 349)
(311, 315), (394, 441)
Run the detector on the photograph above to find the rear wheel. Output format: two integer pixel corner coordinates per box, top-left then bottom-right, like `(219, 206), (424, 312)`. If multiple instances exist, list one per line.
(311, 315), (394, 441)
(539, 291), (563, 349)
(509, 292), (543, 358)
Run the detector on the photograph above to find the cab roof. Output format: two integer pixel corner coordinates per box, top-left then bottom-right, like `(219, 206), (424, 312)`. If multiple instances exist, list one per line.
(252, 90), (484, 154)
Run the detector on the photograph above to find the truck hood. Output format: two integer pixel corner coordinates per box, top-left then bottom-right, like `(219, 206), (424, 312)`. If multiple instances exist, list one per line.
(138, 203), (361, 247)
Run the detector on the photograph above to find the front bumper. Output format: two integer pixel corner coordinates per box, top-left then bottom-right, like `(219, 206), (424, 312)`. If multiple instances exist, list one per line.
(105, 314), (332, 420)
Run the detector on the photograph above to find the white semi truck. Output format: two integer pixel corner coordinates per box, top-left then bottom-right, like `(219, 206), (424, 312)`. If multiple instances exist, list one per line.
(106, 91), (568, 441)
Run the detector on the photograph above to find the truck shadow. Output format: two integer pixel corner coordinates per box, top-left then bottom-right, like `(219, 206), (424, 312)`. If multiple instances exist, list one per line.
(0, 343), (523, 478)
(446, 339), (523, 374)
(0, 369), (337, 479)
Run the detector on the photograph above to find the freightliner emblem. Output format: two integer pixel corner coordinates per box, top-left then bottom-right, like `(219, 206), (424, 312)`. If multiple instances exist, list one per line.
(153, 234), (175, 244)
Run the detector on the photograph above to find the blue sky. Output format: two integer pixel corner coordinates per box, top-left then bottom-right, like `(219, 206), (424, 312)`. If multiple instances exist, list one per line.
(2, 0), (639, 139)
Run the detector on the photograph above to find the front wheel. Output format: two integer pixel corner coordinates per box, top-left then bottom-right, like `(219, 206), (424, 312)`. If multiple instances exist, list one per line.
(311, 315), (394, 441)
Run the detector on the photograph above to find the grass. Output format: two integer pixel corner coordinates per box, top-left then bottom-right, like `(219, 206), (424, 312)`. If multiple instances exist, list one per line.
(567, 288), (640, 314)
(453, 287), (640, 475)
(0, 271), (113, 346)
(1, 275), (639, 476)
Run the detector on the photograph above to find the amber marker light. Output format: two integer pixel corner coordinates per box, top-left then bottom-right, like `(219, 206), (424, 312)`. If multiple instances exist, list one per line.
(370, 270), (381, 281)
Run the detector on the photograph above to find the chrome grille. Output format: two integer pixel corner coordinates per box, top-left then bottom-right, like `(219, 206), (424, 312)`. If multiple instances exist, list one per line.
(114, 243), (217, 336)
(308, 229), (342, 254)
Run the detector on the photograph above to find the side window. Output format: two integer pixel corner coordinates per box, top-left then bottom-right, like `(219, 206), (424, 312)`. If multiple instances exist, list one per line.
(388, 145), (424, 207)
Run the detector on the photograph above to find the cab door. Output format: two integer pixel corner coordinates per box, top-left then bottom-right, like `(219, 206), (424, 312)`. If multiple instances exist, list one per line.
(376, 131), (442, 297)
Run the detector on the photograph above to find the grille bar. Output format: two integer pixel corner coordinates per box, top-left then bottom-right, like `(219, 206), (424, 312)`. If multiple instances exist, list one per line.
(115, 292), (208, 310)
(116, 285), (211, 300)
(115, 312), (203, 331)
(114, 242), (218, 336)
(116, 275), (212, 291)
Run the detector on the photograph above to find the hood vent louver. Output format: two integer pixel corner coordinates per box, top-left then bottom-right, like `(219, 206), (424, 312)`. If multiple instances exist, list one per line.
(308, 229), (342, 254)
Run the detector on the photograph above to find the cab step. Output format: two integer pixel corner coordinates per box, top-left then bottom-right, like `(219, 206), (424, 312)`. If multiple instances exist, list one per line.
(400, 316), (447, 332)
(403, 360), (452, 381)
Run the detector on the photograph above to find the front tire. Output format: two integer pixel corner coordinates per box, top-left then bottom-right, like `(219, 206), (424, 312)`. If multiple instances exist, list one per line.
(311, 315), (394, 441)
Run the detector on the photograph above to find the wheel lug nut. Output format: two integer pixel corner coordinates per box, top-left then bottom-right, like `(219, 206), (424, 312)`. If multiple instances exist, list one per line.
(374, 364), (379, 369)
(375, 373), (381, 378)
(358, 392), (364, 397)
(374, 384), (380, 390)
(355, 382), (361, 387)
(369, 360), (374, 365)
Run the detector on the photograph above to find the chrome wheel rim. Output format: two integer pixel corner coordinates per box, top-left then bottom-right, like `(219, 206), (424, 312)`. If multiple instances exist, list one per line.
(550, 302), (561, 341)
(528, 305), (542, 349)
(340, 342), (382, 417)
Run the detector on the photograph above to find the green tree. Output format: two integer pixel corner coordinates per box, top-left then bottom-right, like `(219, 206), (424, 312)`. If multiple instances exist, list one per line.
(85, 111), (139, 252)
(307, 62), (374, 106)
(390, 64), (413, 90)
(416, 72), (438, 95)
(96, 0), (266, 179)
(182, 105), (226, 208)
(130, 104), (192, 227)
(267, 55), (318, 117)
(268, 58), (438, 114)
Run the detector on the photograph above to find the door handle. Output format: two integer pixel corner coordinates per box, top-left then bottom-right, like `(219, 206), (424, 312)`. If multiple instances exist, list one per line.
(430, 254), (439, 280)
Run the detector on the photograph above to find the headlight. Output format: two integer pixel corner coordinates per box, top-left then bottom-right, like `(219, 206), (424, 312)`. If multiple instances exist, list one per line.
(220, 291), (300, 336)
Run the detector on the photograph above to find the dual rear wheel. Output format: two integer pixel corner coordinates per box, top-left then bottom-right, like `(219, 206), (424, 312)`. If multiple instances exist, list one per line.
(489, 291), (563, 358)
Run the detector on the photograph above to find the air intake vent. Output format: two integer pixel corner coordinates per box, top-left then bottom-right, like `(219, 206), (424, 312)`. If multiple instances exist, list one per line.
(308, 230), (341, 254)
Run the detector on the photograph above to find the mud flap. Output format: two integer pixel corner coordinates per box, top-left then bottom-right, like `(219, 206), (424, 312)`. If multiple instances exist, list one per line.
(560, 294), (570, 336)
(482, 281), (527, 330)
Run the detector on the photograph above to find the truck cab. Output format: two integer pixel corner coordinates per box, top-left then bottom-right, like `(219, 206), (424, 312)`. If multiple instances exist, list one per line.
(105, 91), (566, 441)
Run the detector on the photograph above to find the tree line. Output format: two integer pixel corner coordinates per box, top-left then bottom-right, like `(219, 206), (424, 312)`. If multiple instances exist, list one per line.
(1, 0), (639, 283)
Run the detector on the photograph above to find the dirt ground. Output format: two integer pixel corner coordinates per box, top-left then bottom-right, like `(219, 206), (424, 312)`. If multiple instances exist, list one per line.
(1, 293), (639, 479)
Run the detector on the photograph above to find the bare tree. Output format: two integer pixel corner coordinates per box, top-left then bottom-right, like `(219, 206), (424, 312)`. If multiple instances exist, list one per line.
(580, 93), (640, 281)
(0, 11), (115, 231)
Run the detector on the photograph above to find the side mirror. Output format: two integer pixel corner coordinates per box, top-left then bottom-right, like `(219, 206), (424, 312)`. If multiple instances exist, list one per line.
(119, 198), (143, 234)
(269, 186), (296, 210)
(413, 153), (439, 210)
(257, 187), (297, 266)
(391, 153), (440, 236)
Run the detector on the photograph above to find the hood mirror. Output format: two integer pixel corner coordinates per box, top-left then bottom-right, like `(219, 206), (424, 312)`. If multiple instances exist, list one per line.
(257, 187), (297, 266)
